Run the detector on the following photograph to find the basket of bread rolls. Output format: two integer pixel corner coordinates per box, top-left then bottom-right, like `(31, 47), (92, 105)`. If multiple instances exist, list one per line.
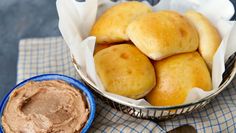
(57, 0), (236, 120)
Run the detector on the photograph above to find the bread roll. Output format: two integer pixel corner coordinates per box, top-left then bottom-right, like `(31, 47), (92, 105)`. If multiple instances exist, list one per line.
(90, 2), (151, 44)
(127, 11), (199, 60)
(94, 44), (156, 99)
(185, 11), (221, 70)
(146, 52), (212, 106)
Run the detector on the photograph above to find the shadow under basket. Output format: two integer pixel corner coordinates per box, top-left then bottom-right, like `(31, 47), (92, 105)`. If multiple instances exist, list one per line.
(72, 52), (236, 121)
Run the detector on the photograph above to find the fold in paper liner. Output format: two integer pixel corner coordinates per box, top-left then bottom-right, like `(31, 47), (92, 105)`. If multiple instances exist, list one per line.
(56, 0), (236, 106)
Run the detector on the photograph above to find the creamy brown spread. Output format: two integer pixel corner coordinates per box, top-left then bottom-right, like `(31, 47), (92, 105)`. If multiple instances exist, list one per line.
(1, 80), (89, 133)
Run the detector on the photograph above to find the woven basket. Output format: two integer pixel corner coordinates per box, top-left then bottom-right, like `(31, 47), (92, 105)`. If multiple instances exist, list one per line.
(72, 0), (236, 121)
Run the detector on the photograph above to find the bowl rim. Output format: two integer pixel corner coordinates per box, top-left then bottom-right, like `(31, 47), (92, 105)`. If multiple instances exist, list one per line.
(0, 74), (96, 133)
(72, 57), (236, 110)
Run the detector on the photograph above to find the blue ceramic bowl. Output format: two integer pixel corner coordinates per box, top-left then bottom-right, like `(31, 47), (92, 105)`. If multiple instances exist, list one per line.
(0, 74), (96, 133)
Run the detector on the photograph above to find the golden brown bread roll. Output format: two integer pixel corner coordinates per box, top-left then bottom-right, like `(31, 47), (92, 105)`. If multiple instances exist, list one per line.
(185, 10), (221, 70)
(127, 11), (199, 60)
(90, 2), (151, 44)
(94, 44), (156, 99)
(146, 52), (212, 106)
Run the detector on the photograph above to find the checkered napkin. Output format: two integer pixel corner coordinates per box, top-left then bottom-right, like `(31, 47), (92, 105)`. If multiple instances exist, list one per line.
(17, 37), (236, 133)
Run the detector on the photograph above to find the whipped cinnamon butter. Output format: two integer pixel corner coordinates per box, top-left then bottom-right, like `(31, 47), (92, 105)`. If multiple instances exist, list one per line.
(1, 80), (89, 133)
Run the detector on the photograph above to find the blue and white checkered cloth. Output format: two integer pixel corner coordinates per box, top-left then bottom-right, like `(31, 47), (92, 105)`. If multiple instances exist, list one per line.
(17, 37), (236, 132)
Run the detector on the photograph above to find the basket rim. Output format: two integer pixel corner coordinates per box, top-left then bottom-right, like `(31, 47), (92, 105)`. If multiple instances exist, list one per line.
(72, 57), (236, 110)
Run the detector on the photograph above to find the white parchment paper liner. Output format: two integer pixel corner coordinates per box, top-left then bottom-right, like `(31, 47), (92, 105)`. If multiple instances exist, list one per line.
(56, 0), (236, 106)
